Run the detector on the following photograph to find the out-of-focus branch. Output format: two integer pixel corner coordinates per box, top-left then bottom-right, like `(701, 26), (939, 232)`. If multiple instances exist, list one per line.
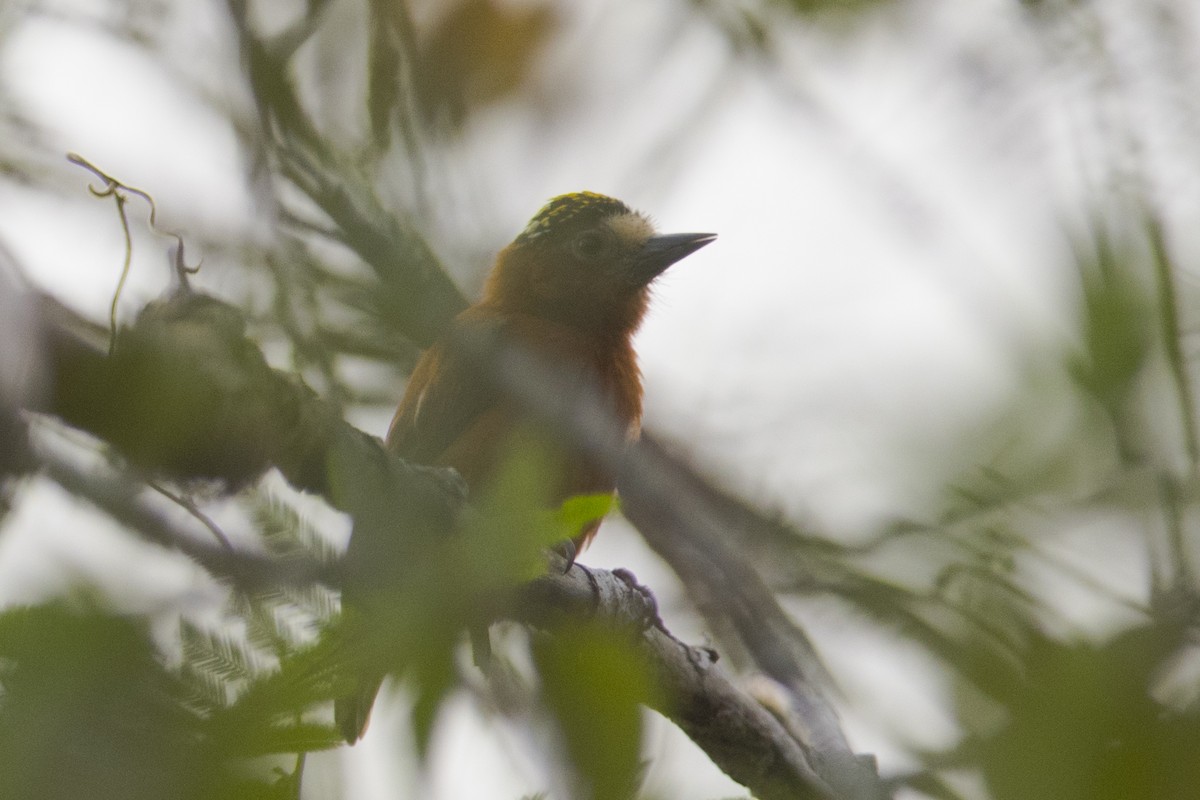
(453, 322), (890, 800)
(35, 290), (463, 519)
(33, 431), (332, 591)
(276, 143), (467, 347)
(620, 434), (886, 798)
(225, 0), (468, 349)
(0, 251), (36, 485)
(32, 288), (878, 798)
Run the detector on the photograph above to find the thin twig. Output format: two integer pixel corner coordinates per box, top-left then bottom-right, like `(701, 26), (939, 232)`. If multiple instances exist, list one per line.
(148, 480), (235, 551)
(66, 153), (202, 347)
(109, 191), (133, 354)
(32, 432), (333, 591)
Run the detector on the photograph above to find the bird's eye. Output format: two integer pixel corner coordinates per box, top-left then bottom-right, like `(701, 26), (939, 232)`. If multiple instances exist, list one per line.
(572, 231), (610, 261)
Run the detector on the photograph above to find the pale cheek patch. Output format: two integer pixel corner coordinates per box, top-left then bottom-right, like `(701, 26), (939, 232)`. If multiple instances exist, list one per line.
(607, 212), (656, 250)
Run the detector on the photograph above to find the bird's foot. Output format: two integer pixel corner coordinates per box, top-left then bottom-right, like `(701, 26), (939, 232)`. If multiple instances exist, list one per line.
(612, 567), (667, 634)
(550, 538), (577, 573)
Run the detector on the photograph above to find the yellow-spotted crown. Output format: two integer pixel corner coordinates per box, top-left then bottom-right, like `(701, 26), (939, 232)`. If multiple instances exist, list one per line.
(517, 191), (636, 243)
(484, 190), (713, 331)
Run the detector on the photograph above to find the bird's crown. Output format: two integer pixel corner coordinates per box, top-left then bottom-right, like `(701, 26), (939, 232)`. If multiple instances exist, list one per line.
(517, 191), (636, 243)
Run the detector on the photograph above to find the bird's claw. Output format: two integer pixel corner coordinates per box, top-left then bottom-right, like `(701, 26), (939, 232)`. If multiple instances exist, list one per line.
(612, 567), (666, 633)
(551, 538), (578, 573)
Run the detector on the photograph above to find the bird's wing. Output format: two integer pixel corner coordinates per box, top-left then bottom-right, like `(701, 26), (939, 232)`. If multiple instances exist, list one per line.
(386, 327), (505, 468)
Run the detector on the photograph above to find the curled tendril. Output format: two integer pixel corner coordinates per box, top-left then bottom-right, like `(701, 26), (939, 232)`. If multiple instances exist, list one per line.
(66, 153), (203, 352)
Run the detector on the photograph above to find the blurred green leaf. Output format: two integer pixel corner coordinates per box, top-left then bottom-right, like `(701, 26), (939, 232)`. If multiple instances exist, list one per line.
(775, 0), (893, 16)
(556, 493), (619, 539)
(978, 624), (1200, 800)
(533, 625), (657, 800)
(367, 0), (407, 150)
(0, 602), (212, 800)
(334, 427), (624, 764)
(464, 430), (600, 580)
(1067, 229), (1154, 429)
(410, 650), (457, 758)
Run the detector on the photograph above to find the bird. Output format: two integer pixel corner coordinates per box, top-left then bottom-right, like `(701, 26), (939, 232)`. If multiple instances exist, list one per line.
(335, 191), (715, 743)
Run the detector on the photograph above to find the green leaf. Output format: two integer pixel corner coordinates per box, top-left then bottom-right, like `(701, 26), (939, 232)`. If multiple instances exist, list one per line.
(233, 723), (343, 757)
(978, 624), (1200, 800)
(555, 493), (618, 538)
(411, 654), (456, 759)
(0, 602), (213, 800)
(1067, 227), (1154, 415)
(533, 625), (657, 800)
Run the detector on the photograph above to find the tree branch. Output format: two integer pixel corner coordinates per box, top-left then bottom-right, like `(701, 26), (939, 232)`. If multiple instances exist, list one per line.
(30, 292), (884, 799)
(225, 0), (468, 349)
(513, 564), (838, 800)
(32, 431), (333, 592)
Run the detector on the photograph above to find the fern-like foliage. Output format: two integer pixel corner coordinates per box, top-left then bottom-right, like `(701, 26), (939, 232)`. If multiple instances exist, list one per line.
(154, 488), (347, 798)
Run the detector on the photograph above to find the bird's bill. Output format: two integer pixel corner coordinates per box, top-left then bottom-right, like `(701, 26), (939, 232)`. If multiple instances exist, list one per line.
(631, 232), (717, 285)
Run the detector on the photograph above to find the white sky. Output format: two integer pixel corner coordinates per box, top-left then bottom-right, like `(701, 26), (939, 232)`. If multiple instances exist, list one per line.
(2, 1), (1196, 798)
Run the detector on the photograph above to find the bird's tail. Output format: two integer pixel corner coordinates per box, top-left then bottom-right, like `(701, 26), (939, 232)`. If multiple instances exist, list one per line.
(338, 626), (492, 743)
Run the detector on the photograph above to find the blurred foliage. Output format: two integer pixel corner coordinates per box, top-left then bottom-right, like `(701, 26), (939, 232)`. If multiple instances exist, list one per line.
(1067, 226), (1155, 439)
(405, 0), (556, 135)
(771, 0), (894, 19)
(765, 205), (1200, 799)
(336, 431), (617, 756)
(977, 623), (1200, 800)
(0, 599), (338, 800)
(3, 0), (1200, 799)
(365, 0), (557, 150)
(0, 492), (355, 799)
(534, 624), (658, 800)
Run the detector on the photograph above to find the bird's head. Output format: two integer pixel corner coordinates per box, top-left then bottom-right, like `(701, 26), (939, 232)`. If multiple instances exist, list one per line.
(482, 191), (715, 334)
